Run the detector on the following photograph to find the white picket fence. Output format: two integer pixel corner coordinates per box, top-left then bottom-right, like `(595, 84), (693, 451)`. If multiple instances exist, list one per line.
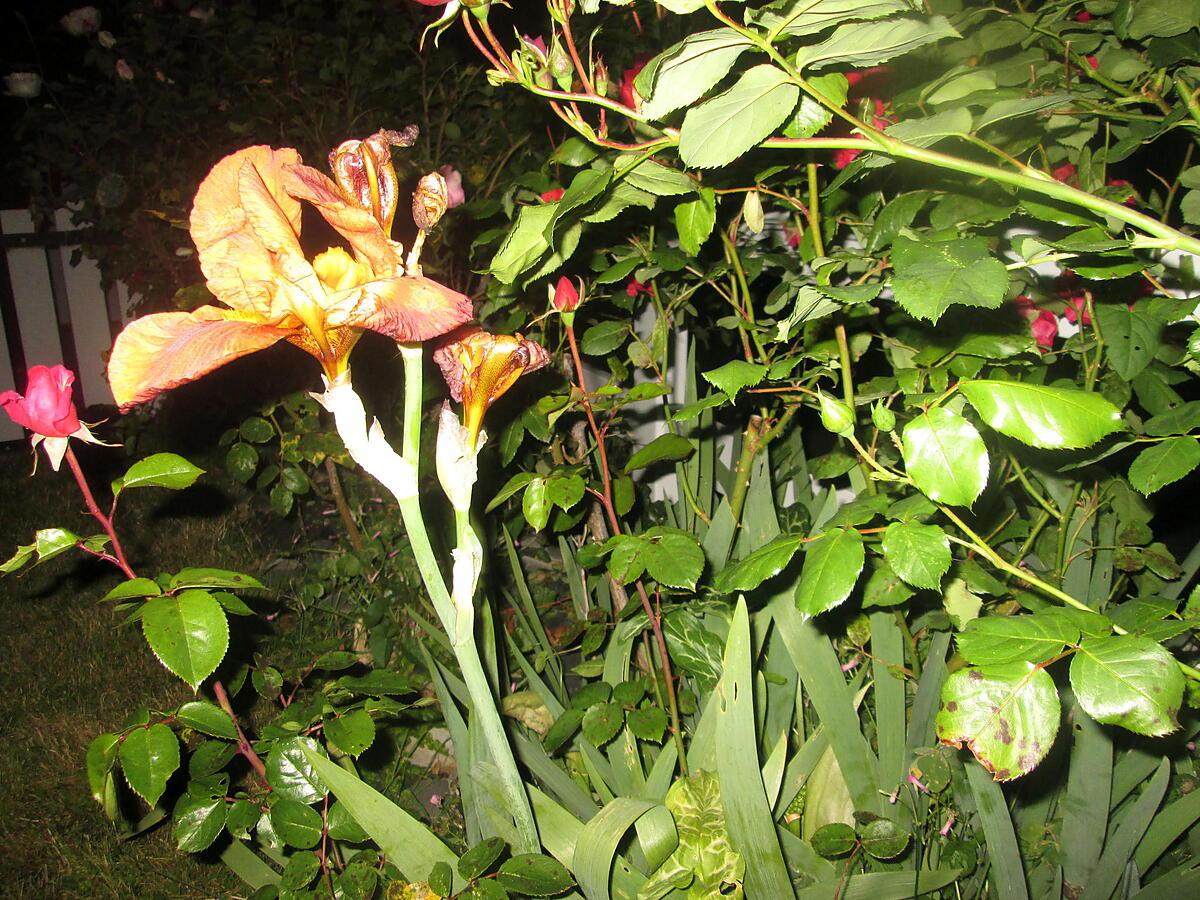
(0, 209), (131, 443)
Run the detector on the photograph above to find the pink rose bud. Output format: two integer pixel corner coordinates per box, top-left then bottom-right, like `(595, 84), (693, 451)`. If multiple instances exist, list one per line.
(1, 365), (81, 437)
(115, 59), (134, 81)
(553, 276), (580, 312)
(439, 165), (465, 209)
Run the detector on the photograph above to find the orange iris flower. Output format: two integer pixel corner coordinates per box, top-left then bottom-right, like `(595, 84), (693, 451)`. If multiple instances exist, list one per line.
(433, 328), (550, 448)
(108, 134), (473, 410)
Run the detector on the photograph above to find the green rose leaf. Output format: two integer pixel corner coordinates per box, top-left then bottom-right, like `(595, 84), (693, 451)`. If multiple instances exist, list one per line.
(459, 836), (507, 881)
(675, 188), (717, 257)
(890, 235), (1008, 323)
(860, 818), (911, 860)
(627, 705), (668, 743)
(812, 822), (858, 858)
(642, 525), (705, 590)
(267, 736), (327, 804)
(176, 700), (238, 739)
(581, 701), (625, 746)
(936, 663), (1060, 781)
(960, 380), (1124, 449)
(793, 15), (959, 70)
(679, 65), (800, 169)
(324, 709), (377, 757)
(86, 733), (120, 804)
(141, 590), (230, 690)
(712, 532), (805, 594)
(1069, 635), (1184, 736)
(956, 614), (1079, 666)
(580, 321), (628, 356)
(795, 527), (865, 618)
(173, 795), (226, 852)
(701, 360), (769, 398)
(496, 854), (575, 897)
(271, 797), (323, 849)
(281, 850), (321, 890)
(225, 442), (258, 483)
(624, 433), (696, 473)
(113, 453), (204, 495)
(119, 723), (180, 808)
(617, 155), (694, 197)
(901, 407), (990, 506)
(523, 476), (551, 532)
(1095, 305), (1162, 382)
(640, 29), (753, 120)
(882, 521), (951, 590)
(489, 203), (554, 284)
(1128, 436), (1200, 496)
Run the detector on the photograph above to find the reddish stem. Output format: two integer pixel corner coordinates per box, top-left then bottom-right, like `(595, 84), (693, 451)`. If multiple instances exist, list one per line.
(564, 320), (689, 775)
(63, 443), (269, 783)
(213, 680), (269, 781)
(64, 444), (135, 580)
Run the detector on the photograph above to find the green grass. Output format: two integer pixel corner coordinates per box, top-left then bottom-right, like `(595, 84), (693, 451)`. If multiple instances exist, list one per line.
(0, 443), (266, 899)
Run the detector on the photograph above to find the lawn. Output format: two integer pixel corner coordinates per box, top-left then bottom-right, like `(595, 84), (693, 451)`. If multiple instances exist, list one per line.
(0, 441), (263, 898)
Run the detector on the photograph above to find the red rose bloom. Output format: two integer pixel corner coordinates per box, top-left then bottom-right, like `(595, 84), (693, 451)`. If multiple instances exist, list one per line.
(553, 276), (580, 312)
(0, 365), (81, 438)
(1031, 310), (1058, 349)
(619, 55), (651, 110)
(540, 188), (565, 202)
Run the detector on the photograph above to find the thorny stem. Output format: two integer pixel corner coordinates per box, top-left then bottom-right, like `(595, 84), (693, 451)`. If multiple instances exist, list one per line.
(65, 446), (269, 781)
(65, 444), (134, 580)
(213, 680), (268, 780)
(563, 319), (689, 776)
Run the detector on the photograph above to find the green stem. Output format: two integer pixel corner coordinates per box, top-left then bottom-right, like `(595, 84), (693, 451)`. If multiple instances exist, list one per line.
(395, 344), (539, 853)
(940, 504), (1200, 683)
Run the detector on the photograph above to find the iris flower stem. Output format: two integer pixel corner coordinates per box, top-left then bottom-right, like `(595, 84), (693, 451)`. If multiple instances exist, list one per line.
(395, 344), (540, 853)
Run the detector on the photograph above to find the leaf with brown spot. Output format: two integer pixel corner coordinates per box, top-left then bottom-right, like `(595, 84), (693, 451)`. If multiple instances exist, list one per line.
(936, 662), (1060, 780)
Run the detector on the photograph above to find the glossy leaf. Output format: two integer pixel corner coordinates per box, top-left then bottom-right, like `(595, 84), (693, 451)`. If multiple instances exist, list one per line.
(701, 360), (769, 398)
(675, 188), (717, 256)
(176, 700), (238, 739)
(459, 836), (506, 880)
(795, 527), (865, 618)
(1069, 635), (1183, 736)
(173, 795), (226, 852)
(960, 380), (1124, 449)
(114, 453), (204, 495)
(324, 709), (376, 757)
(901, 408), (990, 507)
(936, 663), (1060, 781)
(271, 797), (323, 849)
(267, 737), (327, 804)
(119, 723), (180, 808)
(956, 614), (1079, 666)
(712, 532), (805, 594)
(141, 590), (229, 690)
(679, 65), (800, 169)
(624, 433), (695, 473)
(581, 702), (624, 746)
(890, 236), (1007, 323)
(523, 476), (551, 532)
(881, 521), (950, 590)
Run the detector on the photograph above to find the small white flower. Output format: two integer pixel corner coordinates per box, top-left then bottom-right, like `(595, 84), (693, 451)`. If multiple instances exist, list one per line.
(115, 59), (134, 81)
(189, 6), (215, 22)
(61, 7), (101, 36)
(97, 30), (115, 49)
(4, 72), (42, 99)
